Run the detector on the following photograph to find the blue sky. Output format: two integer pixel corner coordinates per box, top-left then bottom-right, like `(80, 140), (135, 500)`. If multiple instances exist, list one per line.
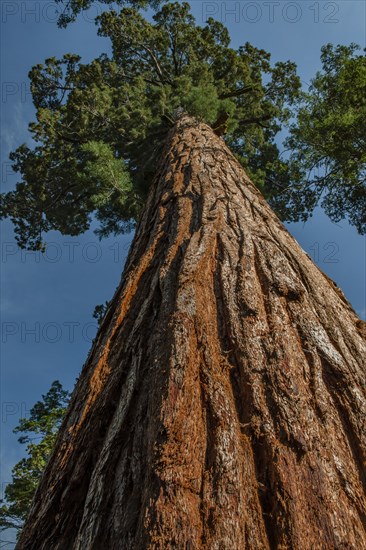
(0, 0), (365, 540)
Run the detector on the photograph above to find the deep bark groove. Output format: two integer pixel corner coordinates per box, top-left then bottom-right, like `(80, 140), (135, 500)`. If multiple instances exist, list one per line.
(17, 116), (366, 549)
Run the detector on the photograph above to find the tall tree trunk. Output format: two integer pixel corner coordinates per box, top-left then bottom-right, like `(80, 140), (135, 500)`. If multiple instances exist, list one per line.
(17, 115), (366, 549)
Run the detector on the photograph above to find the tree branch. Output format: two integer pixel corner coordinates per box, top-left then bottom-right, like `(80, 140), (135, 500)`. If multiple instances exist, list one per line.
(144, 45), (173, 86)
(219, 85), (258, 99)
(170, 30), (180, 77)
(238, 114), (272, 127)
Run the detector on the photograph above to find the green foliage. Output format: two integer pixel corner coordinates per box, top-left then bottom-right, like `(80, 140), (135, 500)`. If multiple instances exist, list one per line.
(54, 0), (161, 28)
(1, 2), (302, 249)
(93, 300), (110, 325)
(1, 1), (299, 249)
(78, 141), (138, 239)
(270, 43), (366, 233)
(0, 382), (70, 534)
(2, 6), (364, 242)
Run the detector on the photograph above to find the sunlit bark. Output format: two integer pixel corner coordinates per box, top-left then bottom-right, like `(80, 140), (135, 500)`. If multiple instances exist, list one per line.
(17, 116), (366, 549)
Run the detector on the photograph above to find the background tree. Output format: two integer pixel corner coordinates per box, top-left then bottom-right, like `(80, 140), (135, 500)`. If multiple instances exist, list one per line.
(270, 43), (366, 232)
(0, 382), (70, 535)
(0, 2), (301, 250)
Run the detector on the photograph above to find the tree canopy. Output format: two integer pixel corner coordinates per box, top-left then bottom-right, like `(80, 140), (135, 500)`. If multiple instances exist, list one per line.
(0, 381), (70, 534)
(0, 2), (301, 249)
(1, 2), (365, 249)
(271, 43), (366, 233)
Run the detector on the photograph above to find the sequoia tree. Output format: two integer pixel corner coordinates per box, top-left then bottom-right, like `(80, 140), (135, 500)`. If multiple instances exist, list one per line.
(16, 114), (366, 549)
(2, 2), (366, 548)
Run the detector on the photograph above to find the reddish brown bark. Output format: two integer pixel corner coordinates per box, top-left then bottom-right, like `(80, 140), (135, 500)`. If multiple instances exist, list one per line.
(17, 116), (366, 549)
